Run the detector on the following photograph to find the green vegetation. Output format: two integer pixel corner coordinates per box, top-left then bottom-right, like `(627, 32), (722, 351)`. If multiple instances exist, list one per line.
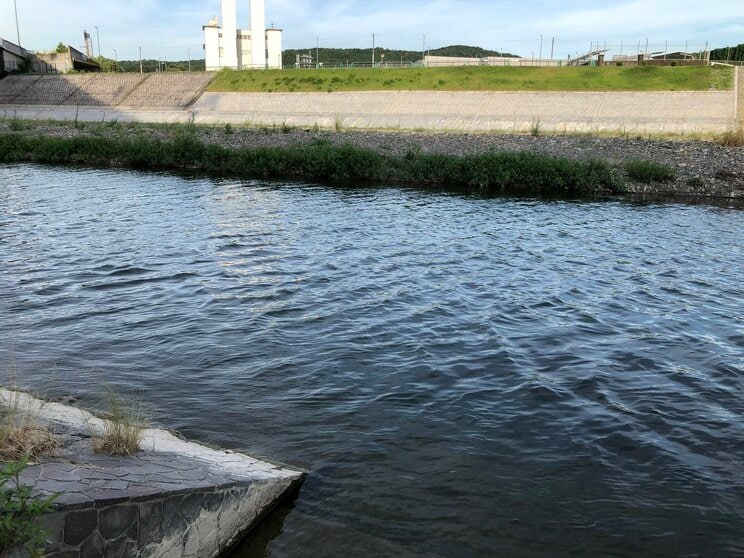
(54, 42), (68, 54)
(209, 65), (733, 93)
(282, 44), (516, 67)
(90, 391), (148, 456)
(0, 132), (626, 196)
(0, 459), (58, 558)
(720, 124), (744, 147)
(711, 43), (744, 62)
(1, 390), (56, 462)
(624, 160), (677, 183)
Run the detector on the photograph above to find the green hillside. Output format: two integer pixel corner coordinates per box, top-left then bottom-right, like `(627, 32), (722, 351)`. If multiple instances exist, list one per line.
(209, 65), (733, 93)
(711, 43), (744, 62)
(282, 45), (517, 67)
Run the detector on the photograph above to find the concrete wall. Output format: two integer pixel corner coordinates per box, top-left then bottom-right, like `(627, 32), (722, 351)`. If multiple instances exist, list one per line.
(189, 90), (736, 133)
(1, 389), (304, 558)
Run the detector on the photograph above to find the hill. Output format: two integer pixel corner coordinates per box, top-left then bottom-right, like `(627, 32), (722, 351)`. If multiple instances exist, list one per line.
(282, 45), (517, 67)
(711, 43), (744, 62)
(209, 65), (733, 93)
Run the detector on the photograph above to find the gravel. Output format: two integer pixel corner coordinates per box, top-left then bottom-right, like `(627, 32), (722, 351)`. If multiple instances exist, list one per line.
(2, 121), (742, 198)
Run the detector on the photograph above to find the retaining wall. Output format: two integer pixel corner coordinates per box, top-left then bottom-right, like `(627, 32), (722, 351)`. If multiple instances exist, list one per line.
(0, 74), (738, 133)
(191, 90), (736, 133)
(736, 67), (743, 120)
(0, 390), (304, 558)
(0, 73), (214, 109)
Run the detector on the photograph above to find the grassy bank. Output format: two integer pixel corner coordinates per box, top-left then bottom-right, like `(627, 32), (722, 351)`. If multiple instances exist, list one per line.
(0, 131), (627, 195)
(209, 65), (733, 93)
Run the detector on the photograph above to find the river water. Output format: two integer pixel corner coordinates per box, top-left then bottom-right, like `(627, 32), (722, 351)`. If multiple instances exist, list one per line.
(1, 164), (743, 557)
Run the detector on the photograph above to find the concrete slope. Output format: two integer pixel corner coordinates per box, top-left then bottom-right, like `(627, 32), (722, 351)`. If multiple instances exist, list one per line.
(0, 389), (304, 558)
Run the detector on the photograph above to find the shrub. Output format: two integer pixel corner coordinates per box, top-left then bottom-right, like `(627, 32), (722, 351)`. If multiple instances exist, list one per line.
(719, 125), (744, 147)
(90, 391), (148, 456)
(624, 159), (676, 183)
(0, 458), (58, 557)
(1, 391), (57, 463)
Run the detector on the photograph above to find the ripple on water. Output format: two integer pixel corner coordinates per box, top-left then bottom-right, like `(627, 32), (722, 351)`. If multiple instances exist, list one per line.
(1, 164), (743, 557)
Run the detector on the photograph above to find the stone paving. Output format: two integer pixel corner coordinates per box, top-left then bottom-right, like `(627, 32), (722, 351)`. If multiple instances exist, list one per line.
(0, 390), (304, 557)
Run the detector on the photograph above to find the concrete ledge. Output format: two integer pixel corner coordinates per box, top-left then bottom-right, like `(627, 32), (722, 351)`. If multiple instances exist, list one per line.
(1, 88), (738, 134)
(0, 389), (305, 557)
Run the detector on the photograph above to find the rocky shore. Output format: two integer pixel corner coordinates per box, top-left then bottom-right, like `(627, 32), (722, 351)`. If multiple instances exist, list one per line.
(1, 120), (742, 198)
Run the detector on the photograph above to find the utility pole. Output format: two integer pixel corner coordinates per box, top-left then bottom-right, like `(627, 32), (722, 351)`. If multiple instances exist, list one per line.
(113, 49), (117, 72)
(550, 37), (555, 60)
(372, 33), (375, 67)
(539, 34), (543, 63)
(315, 36), (319, 69)
(13, 0), (21, 47)
(188, 48), (192, 72)
(139, 46), (143, 74)
(94, 26), (101, 59)
(644, 37), (649, 57)
(422, 34), (426, 67)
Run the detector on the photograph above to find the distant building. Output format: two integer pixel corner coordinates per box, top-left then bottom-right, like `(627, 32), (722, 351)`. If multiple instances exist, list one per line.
(35, 45), (101, 73)
(1, 37), (68, 75)
(203, 0), (282, 70)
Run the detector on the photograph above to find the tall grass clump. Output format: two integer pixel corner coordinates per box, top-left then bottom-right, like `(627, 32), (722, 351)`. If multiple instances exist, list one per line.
(0, 132), (626, 196)
(0, 391), (57, 463)
(90, 391), (148, 456)
(719, 124), (744, 147)
(624, 159), (676, 183)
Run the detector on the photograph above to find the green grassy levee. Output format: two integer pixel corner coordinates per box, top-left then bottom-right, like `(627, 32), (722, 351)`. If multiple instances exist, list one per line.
(209, 65), (733, 93)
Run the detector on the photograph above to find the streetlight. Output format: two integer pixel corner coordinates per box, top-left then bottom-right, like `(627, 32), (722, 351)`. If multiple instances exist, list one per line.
(13, 0), (21, 46)
(94, 26), (101, 59)
(113, 49), (118, 72)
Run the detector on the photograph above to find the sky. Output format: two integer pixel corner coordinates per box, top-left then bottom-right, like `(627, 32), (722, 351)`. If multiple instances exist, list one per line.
(1, 0), (743, 61)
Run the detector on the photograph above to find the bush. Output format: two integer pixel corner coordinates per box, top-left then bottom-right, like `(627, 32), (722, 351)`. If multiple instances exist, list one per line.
(624, 159), (676, 183)
(0, 459), (58, 557)
(0, 132), (626, 196)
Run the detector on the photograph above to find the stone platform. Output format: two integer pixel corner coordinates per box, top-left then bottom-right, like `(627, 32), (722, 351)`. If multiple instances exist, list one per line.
(0, 390), (305, 557)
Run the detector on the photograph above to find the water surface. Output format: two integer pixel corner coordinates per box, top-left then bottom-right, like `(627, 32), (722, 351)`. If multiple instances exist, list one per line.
(1, 164), (743, 557)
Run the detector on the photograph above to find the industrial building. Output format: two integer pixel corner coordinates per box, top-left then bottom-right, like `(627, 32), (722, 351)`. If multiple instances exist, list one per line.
(203, 0), (282, 70)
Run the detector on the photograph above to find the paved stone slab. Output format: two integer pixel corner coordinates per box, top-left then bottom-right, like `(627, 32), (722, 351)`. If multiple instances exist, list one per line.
(0, 389), (305, 558)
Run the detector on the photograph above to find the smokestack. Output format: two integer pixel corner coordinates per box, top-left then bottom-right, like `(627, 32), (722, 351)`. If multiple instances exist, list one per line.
(221, 0), (238, 68)
(250, 0), (266, 69)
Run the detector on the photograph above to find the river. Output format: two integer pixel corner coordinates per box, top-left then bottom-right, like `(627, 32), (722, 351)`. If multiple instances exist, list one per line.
(1, 164), (743, 557)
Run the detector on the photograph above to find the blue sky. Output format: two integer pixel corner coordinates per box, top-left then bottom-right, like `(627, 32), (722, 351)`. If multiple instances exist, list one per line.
(2, 0), (743, 61)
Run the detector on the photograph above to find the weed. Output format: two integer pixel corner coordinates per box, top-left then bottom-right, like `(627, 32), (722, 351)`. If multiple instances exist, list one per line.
(0, 391), (57, 463)
(530, 118), (541, 137)
(9, 118), (26, 132)
(0, 458), (58, 557)
(719, 124), (744, 147)
(334, 116), (343, 132)
(624, 159), (676, 183)
(90, 390), (148, 456)
(224, 123), (233, 135)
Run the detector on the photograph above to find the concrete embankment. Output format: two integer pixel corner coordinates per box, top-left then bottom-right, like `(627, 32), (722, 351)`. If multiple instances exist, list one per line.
(0, 69), (742, 134)
(0, 389), (304, 557)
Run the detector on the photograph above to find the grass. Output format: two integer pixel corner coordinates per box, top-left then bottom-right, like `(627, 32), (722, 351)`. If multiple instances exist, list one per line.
(624, 159), (677, 183)
(209, 65), (734, 93)
(90, 390), (148, 456)
(719, 123), (744, 147)
(0, 131), (627, 196)
(0, 391), (57, 463)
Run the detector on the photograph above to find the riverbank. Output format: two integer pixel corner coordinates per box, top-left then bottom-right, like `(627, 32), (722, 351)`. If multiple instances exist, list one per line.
(0, 120), (742, 197)
(0, 389), (304, 557)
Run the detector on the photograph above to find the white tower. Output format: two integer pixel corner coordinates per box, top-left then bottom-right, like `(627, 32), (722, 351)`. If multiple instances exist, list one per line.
(250, 0), (266, 69)
(221, 0), (238, 69)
